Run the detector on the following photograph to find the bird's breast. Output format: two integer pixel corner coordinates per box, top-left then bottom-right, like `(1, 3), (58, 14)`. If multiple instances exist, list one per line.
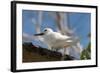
(42, 32), (71, 49)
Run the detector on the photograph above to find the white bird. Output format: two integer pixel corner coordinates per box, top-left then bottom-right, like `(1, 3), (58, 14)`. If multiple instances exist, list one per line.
(34, 28), (79, 60)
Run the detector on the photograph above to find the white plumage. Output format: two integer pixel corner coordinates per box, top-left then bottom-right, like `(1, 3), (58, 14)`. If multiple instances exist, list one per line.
(34, 28), (79, 51)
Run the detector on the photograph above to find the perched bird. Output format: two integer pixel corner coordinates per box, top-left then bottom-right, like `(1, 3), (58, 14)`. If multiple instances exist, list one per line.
(34, 28), (79, 60)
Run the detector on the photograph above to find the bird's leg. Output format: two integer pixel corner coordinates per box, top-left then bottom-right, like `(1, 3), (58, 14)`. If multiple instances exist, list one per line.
(61, 48), (66, 61)
(50, 47), (57, 52)
(51, 48), (54, 51)
(48, 46), (52, 50)
(52, 48), (57, 52)
(48, 46), (57, 52)
(55, 49), (60, 52)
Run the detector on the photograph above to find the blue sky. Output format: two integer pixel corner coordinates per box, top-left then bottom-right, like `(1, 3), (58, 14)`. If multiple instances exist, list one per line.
(22, 10), (91, 49)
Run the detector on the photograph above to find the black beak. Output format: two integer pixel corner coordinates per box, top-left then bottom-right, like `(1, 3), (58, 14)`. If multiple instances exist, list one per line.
(34, 33), (44, 36)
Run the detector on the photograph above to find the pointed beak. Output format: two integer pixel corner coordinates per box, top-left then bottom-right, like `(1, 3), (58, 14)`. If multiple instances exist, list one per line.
(34, 33), (44, 36)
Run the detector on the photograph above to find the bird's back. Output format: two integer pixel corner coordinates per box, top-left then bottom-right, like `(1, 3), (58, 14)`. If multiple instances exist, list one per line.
(43, 32), (70, 49)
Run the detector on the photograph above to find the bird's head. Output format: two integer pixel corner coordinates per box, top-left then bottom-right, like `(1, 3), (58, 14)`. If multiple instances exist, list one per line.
(34, 28), (53, 36)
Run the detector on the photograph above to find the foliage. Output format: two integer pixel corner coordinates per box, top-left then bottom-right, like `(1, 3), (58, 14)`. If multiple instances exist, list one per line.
(80, 43), (91, 60)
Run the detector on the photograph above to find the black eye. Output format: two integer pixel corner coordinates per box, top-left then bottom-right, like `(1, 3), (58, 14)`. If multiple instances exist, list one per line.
(44, 29), (47, 31)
